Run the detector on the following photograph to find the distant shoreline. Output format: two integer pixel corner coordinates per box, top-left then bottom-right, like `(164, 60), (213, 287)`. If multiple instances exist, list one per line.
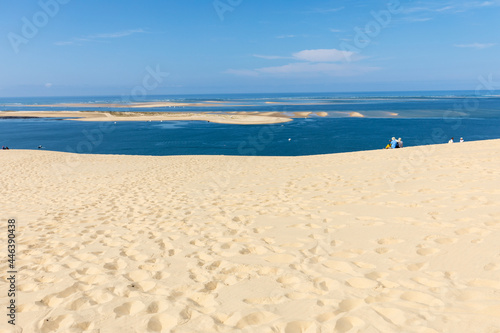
(0, 110), (294, 125)
(0, 110), (383, 124)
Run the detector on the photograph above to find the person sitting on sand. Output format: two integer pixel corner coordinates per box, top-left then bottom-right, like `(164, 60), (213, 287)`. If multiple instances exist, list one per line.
(460, 137), (464, 143)
(384, 140), (391, 149)
(449, 137), (454, 143)
(390, 137), (398, 149)
(397, 138), (403, 148)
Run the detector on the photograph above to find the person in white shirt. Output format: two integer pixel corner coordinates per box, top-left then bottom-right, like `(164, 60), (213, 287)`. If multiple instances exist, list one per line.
(448, 137), (454, 143)
(397, 138), (403, 148)
(460, 137), (464, 143)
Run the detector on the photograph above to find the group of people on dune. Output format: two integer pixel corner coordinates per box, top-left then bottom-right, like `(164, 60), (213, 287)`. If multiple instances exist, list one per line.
(448, 137), (464, 143)
(385, 137), (403, 149)
(385, 136), (465, 149)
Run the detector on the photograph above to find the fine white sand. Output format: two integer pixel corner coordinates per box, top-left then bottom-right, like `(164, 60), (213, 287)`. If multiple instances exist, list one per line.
(0, 111), (291, 125)
(1, 140), (500, 332)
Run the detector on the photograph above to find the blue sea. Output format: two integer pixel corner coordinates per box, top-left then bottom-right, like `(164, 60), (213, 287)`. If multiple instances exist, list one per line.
(1, 91), (499, 156)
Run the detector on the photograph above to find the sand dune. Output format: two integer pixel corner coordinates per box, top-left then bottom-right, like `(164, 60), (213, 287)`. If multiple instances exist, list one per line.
(1, 140), (500, 332)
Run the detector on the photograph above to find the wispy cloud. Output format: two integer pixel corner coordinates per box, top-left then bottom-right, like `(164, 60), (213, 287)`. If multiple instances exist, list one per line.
(307, 7), (344, 14)
(402, 0), (498, 14)
(405, 17), (433, 22)
(397, 1), (499, 25)
(225, 69), (260, 77)
(55, 29), (146, 46)
(53, 41), (76, 46)
(455, 43), (496, 49)
(330, 29), (342, 33)
(88, 30), (145, 39)
(253, 49), (357, 62)
(253, 54), (291, 60)
(228, 48), (376, 77)
(276, 34), (297, 39)
(292, 49), (354, 62)
(256, 62), (378, 76)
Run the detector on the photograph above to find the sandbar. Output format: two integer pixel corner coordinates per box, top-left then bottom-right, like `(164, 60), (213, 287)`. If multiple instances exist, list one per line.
(0, 111), (292, 125)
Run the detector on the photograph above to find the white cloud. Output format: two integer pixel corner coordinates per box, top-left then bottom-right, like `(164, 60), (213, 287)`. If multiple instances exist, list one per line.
(44, 83), (52, 88)
(330, 29), (342, 33)
(54, 41), (75, 46)
(225, 69), (260, 77)
(55, 29), (145, 46)
(276, 34), (297, 39)
(253, 54), (290, 60)
(308, 7), (344, 14)
(256, 62), (378, 76)
(292, 49), (354, 62)
(401, 0), (499, 16)
(455, 43), (496, 49)
(87, 29), (145, 39)
(228, 48), (375, 77)
(404, 17), (433, 22)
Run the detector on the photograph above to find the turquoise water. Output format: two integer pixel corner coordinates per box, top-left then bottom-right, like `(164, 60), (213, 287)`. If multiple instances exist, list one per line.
(1, 91), (499, 155)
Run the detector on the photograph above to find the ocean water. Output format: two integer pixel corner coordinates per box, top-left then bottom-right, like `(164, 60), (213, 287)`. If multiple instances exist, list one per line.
(1, 91), (499, 156)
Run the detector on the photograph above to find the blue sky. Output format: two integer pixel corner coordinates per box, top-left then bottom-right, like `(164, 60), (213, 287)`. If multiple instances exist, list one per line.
(1, 0), (499, 97)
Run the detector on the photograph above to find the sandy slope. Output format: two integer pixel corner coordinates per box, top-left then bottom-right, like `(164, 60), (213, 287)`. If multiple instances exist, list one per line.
(1, 140), (500, 332)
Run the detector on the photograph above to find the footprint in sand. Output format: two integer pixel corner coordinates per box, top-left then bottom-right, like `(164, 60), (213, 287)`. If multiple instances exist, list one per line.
(412, 277), (445, 288)
(265, 254), (296, 264)
(373, 306), (407, 326)
(147, 314), (177, 332)
(314, 277), (340, 292)
(322, 260), (357, 274)
(284, 321), (317, 333)
(352, 261), (376, 269)
(400, 291), (444, 307)
(455, 227), (490, 236)
(434, 237), (458, 245)
(377, 238), (404, 245)
(375, 247), (392, 254)
(337, 299), (366, 313)
(416, 246), (440, 256)
(484, 263), (500, 271)
(467, 279), (500, 289)
(346, 278), (379, 289)
(67, 297), (96, 311)
(114, 301), (145, 317)
(470, 238), (484, 244)
(235, 311), (279, 329)
(317, 311), (336, 323)
(17, 283), (39, 292)
(407, 262), (429, 271)
(334, 316), (365, 333)
(39, 315), (74, 333)
(125, 270), (151, 282)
